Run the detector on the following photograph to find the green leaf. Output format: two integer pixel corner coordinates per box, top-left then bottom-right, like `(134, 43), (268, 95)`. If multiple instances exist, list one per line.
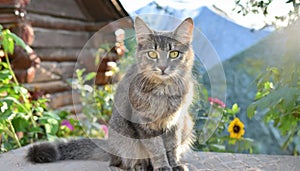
(42, 111), (61, 121)
(274, 118), (280, 127)
(209, 144), (226, 151)
(8, 32), (27, 49)
(263, 110), (274, 122)
(0, 62), (9, 69)
(228, 139), (237, 145)
(0, 102), (9, 113)
(57, 110), (69, 119)
(251, 87), (299, 112)
(44, 119), (59, 135)
(2, 30), (14, 54)
(1, 96), (22, 106)
(231, 103), (240, 114)
(255, 92), (263, 100)
(76, 69), (85, 77)
(13, 86), (29, 97)
(0, 70), (12, 81)
(39, 111), (61, 136)
(0, 102), (13, 120)
(0, 120), (6, 133)
(12, 116), (29, 132)
(39, 114), (59, 133)
(247, 104), (257, 119)
(28, 126), (43, 133)
(34, 106), (44, 113)
(85, 72), (96, 81)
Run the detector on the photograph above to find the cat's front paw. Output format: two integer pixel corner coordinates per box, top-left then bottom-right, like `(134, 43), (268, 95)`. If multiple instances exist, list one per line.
(172, 164), (187, 171)
(154, 166), (172, 171)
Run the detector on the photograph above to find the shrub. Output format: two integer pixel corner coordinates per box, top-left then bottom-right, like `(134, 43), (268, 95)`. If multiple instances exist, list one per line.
(0, 25), (109, 152)
(0, 25), (64, 152)
(247, 63), (300, 155)
(193, 95), (254, 153)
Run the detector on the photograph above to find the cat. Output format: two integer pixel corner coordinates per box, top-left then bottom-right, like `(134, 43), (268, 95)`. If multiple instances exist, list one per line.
(26, 16), (195, 171)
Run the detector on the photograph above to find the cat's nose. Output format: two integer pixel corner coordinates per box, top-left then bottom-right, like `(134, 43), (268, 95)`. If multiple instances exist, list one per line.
(158, 66), (167, 72)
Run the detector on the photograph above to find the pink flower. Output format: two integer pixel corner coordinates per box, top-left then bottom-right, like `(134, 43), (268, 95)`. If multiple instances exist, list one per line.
(208, 97), (226, 108)
(61, 120), (74, 131)
(100, 125), (108, 138)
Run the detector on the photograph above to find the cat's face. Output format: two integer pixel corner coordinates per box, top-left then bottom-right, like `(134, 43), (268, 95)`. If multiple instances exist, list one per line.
(134, 17), (194, 81)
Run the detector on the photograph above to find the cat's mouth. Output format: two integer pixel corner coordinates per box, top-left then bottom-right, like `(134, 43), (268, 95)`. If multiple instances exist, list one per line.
(153, 67), (171, 78)
(153, 70), (170, 79)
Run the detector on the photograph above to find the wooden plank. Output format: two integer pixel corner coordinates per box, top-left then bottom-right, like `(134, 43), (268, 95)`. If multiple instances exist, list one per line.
(34, 48), (97, 62)
(34, 47), (118, 63)
(0, 0), (22, 7)
(32, 28), (90, 48)
(24, 81), (70, 94)
(87, 31), (117, 47)
(32, 28), (125, 49)
(35, 48), (80, 62)
(32, 66), (61, 83)
(26, 0), (87, 20)
(36, 61), (76, 79)
(0, 13), (20, 24)
(26, 13), (108, 32)
(47, 90), (81, 109)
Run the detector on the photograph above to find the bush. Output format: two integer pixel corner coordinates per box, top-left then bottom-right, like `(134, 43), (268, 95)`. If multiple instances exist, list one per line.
(71, 68), (113, 138)
(247, 62), (300, 155)
(0, 25), (65, 152)
(0, 26), (109, 152)
(192, 93), (254, 153)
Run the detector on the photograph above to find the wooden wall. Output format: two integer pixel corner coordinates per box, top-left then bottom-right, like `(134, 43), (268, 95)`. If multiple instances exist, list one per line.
(0, 0), (132, 113)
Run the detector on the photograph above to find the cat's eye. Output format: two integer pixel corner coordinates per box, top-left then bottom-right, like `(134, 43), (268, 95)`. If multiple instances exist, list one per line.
(148, 51), (158, 59)
(169, 51), (179, 58)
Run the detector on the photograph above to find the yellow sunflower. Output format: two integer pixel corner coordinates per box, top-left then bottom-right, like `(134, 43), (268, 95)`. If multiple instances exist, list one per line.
(228, 118), (245, 139)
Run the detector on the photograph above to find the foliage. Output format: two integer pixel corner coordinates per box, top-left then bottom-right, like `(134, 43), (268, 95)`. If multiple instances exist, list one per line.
(0, 26), (37, 151)
(71, 69), (114, 137)
(0, 25), (110, 153)
(234, 0), (300, 27)
(192, 85), (253, 153)
(247, 63), (300, 155)
(0, 26), (78, 152)
(0, 62), (84, 152)
(190, 60), (253, 153)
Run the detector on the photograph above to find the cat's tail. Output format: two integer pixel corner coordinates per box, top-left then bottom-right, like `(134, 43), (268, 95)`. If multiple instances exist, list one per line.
(26, 138), (110, 163)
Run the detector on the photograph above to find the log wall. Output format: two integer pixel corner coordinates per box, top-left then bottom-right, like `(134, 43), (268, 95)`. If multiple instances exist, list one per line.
(0, 0), (132, 113)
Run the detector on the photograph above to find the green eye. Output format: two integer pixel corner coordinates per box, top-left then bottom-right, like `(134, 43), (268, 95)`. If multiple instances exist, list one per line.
(148, 51), (158, 59)
(169, 51), (179, 58)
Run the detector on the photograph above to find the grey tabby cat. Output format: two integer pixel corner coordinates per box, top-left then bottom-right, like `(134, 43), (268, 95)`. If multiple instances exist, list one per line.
(27, 16), (195, 171)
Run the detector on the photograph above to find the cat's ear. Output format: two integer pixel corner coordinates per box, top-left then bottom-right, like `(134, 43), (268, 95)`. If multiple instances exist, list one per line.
(134, 16), (153, 42)
(174, 17), (194, 44)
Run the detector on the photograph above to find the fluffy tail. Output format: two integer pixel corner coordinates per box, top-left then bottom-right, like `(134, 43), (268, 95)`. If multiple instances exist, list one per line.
(26, 138), (110, 163)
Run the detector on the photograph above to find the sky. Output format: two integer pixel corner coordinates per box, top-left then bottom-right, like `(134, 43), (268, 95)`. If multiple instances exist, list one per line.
(120, 0), (293, 29)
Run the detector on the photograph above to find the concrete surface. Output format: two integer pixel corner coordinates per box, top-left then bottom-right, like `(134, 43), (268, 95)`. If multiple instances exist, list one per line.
(0, 145), (299, 171)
